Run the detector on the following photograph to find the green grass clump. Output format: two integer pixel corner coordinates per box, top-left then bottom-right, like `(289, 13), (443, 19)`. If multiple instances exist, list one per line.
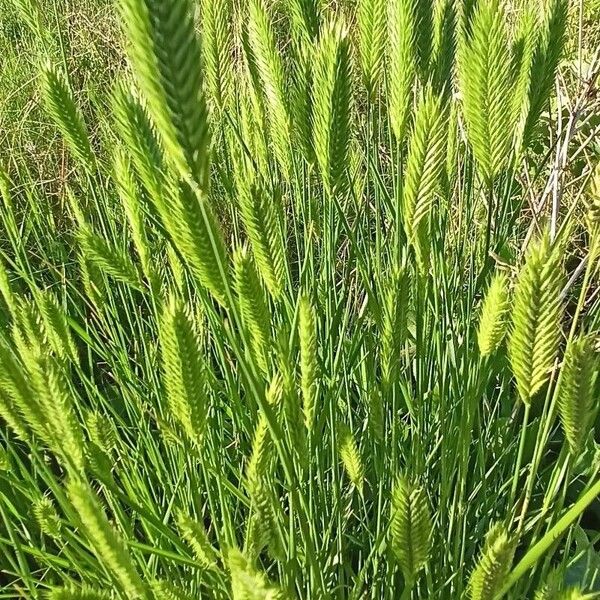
(1, 0), (600, 598)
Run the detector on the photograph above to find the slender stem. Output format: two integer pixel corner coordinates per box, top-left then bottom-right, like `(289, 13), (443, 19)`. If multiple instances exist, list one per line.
(510, 403), (530, 520)
(499, 477), (600, 598)
(401, 579), (414, 600)
(484, 183), (494, 261)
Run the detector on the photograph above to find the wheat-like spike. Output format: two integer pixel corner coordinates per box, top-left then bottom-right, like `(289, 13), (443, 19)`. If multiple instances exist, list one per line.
(165, 242), (186, 295)
(119, 0), (210, 189)
(431, 0), (456, 94)
(193, 302), (207, 348)
(47, 586), (111, 600)
(33, 496), (62, 539)
(0, 341), (44, 438)
(112, 147), (154, 283)
(557, 336), (596, 457)
(524, 0), (568, 144)
(85, 411), (117, 454)
(239, 27), (268, 154)
(40, 64), (95, 170)
(338, 424), (364, 492)
(468, 523), (515, 600)
(285, 0), (320, 42)
(68, 481), (146, 597)
(151, 580), (195, 600)
(37, 290), (79, 364)
(244, 478), (283, 563)
(380, 267), (410, 389)
(246, 0), (292, 178)
(534, 571), (586, 600)
(245, 379), (281, 505)
(26, 351), (85, 473)
(62, 185), (86, 228)
(233, 78), (270, 179)
(408, 0), (432, 79)
(312, 18), (352, 197)
(277, 335), (307, 469)
(10, 0), (47, 39)
(266, 373), (284, 408)
(32, 292), (60, 353)
(558, 590), (586, 600)
(457, 0), (516, 184)
(358, 0), (386, 98)
(511, 8), (538, 154)
(159, 180), (230, 306)
(79, 254), (106, 310)
(237, 177), (287, 300)
(112, 85), (165, 203)
(176, 510), (219, 569)
(298, 295), (318, 432)
(390, 475), (432, 584)
(245, 375), (283, 520)
(86, 444), (115, 486)
(246, 412), (273, 493)
(14, 297), (45, 354)
(508, 234), (564, 404)
(244, 392), (283, 562)
(290, 42), (316, 165)
(227, 547), (288, 599)
(0, 447), (8, 472)
(0, 388), (29, 441)
(78, 226), (142, 291)
(244, 510), (269, 561)
(0, 313), (36, 440)
(457, 0), (478, 39)
(86, 433), (116, 485)
(402, 90), (447, 271)
(246, 377), (283, 504)
(201, 0), (234, 115)
(234, 247), (272, 374)
(159, 296), (207, 445)
(13, 299), (54, 369)
(12, 297), (48, 366)
(477, 272), (511, 357)
(534, 570), (562, 600)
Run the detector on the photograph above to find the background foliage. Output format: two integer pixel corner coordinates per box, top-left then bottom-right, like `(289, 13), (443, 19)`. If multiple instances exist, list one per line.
(1, 0), (600, 598)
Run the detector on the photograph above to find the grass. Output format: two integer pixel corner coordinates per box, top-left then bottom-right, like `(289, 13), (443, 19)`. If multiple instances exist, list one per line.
(0, 0), (120, 183)
(1, 0), (600, 598)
